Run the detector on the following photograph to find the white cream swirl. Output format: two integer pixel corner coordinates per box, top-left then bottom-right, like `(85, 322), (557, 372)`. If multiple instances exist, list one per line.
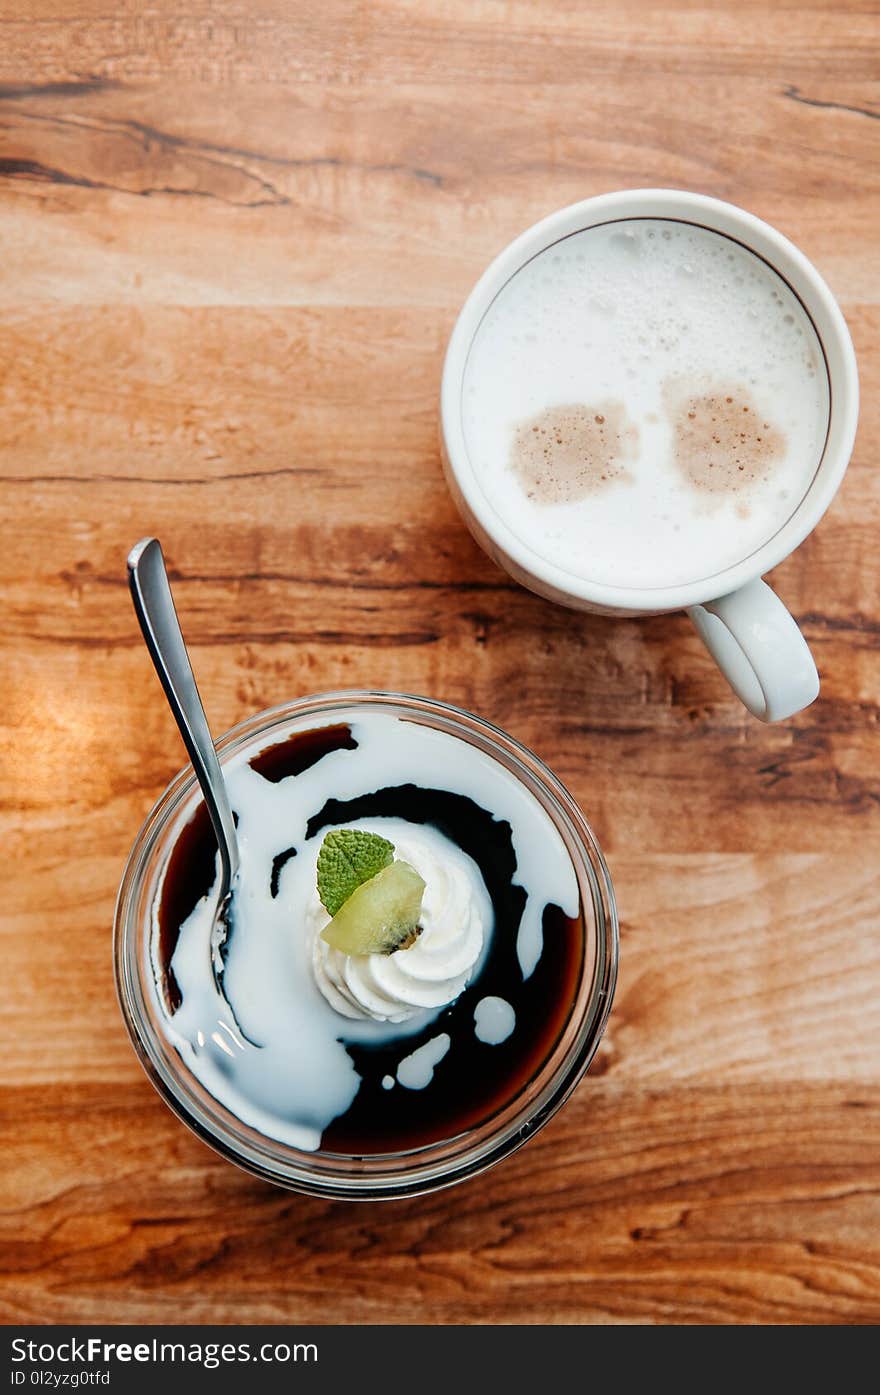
(310, 825), (486, 1023)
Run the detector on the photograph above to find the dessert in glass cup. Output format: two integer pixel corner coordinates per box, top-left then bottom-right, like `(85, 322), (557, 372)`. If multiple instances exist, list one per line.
(115, 691), (617, 1199)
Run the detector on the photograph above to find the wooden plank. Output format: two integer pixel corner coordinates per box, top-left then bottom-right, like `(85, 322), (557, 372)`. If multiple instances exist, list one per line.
(0, 77), (877, 306)
(1, 1082), (878, 1324)
(2, 843), (878, 1087)
(0, 4), (878, 87)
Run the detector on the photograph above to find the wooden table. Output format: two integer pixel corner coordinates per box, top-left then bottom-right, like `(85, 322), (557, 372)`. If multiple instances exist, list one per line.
(1, 1), (878, 1327)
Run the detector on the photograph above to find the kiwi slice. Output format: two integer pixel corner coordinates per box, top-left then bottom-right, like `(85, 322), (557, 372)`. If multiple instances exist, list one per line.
(320, 860), (426, 956)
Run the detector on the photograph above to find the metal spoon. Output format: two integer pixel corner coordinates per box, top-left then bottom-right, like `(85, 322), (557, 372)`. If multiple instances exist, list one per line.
(127, 537), (240, 996)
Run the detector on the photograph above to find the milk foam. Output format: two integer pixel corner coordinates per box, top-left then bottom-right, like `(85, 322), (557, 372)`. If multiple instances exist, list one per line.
(462, 218), (830, 588)
(149, 708), (579, 1152)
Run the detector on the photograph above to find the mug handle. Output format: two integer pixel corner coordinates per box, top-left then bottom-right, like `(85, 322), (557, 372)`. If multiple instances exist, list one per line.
(687, 577), (819, 722)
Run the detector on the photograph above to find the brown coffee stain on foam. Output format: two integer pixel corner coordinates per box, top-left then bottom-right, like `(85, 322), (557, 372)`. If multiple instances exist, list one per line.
(510, 401), (638, 503)
(666, 382), (785, 497)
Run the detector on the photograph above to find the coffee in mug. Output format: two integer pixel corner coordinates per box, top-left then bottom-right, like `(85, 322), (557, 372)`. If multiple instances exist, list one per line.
(441, 191), (859, 722)
(462, 219), (829, 590)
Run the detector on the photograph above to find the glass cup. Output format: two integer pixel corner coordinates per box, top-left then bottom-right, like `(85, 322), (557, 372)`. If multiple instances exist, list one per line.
(114, 690), (618, 1199)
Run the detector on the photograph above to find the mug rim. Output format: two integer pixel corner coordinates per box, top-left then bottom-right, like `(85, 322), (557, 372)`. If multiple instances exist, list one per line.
(114, 689), (619, 1199)
(440, 187), (859, 613)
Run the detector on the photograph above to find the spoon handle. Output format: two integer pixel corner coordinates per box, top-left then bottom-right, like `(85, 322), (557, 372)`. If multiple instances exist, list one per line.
(127, 538), (240, 890)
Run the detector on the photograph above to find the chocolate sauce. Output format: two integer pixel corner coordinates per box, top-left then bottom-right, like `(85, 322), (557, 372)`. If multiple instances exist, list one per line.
(249, 722), (357, 783)
(156, 724), (584, 1154)
(156, 798), (214, 1013)
(269, 847), (298, 899)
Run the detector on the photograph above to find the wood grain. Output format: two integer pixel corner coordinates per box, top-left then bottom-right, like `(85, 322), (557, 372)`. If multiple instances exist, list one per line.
(0, 0), (878, 1325)
(3, 1082), (879, 1325)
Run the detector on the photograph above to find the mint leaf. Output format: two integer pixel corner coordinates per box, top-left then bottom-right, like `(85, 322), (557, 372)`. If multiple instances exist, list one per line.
(317, 829), (395, 916)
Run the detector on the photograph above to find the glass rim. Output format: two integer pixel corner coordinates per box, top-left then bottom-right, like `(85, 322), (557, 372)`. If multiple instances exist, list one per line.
(114, 689), (619, 1200)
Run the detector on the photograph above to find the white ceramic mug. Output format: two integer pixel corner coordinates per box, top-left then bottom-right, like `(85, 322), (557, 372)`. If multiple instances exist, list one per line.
(440, 190), (859, 722)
